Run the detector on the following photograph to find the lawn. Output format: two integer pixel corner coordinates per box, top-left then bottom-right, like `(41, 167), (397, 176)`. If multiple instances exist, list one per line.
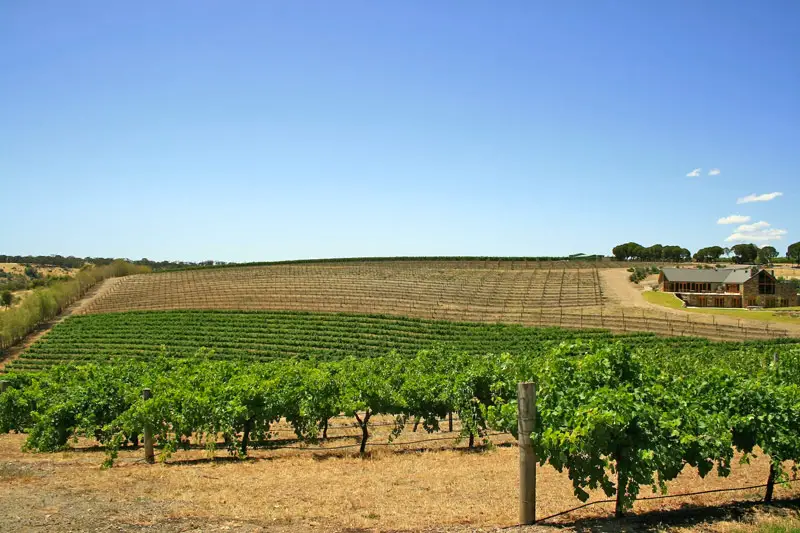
(642, 290), (685, 309)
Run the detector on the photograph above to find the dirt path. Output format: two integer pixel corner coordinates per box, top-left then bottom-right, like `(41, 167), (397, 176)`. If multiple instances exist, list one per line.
(600, 269), (659, 309)
(0, 278), (115, 370)
(599, 268), (800, 336)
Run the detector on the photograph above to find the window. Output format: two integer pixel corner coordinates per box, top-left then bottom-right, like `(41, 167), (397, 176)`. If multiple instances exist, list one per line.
(758, 271), (776, 295)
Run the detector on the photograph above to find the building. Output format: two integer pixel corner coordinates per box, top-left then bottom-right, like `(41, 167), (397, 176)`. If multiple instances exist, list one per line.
(658, 266), (799, 308)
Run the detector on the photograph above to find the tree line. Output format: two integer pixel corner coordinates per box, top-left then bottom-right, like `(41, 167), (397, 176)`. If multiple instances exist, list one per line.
(614, 241), (800, 265)
(0, 255), (230, 271)
(611, 243), (691, 262)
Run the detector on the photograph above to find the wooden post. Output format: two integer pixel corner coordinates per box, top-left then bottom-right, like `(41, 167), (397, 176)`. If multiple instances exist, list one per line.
(448, 412), (453, 433)
(142, 388), (155, 464)
(0, 381), (8, 393)
(765, 462), (776, 503)
(517, 382), (537, 525)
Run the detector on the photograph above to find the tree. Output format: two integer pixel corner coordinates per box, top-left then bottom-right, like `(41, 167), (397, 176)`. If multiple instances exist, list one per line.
(788, 242), (800, 265)
(757, 246), (779, 265)
(660, 245), (691, 263)
(612, 242), (646, 261)
(24, 265), (40, 279)
(731, 244), (760, 264)
(693, 246), (725, 263)
(1, 291), (11, 308)
(644, 244), (663, 262)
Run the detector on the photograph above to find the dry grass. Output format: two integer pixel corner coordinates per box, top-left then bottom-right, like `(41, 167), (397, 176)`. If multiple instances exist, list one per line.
(670, 510), (800, 533)
(0, 262), (75, 277)
(1, 429), (798, 532)
(773, 268), (800, 280)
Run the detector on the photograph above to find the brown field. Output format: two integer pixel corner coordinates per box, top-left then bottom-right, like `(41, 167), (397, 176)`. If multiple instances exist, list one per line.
(1, 421), (798, 532)
(75, 261), (795, 341)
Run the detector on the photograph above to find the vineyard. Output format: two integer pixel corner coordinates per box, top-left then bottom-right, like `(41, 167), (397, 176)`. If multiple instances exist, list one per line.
(73, 262), (792, 341)
(80, 262), (603, 314)
(2, 340), (800, 517)
(7, 310), (800, 372)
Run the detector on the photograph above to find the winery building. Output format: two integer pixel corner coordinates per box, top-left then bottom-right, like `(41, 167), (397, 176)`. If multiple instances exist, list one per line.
(658, 266), (798, 308)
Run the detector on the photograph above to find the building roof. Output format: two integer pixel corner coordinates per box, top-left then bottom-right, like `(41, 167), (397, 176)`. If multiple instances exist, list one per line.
(723, 270), (755, 283)
(660, 267), (758, 284)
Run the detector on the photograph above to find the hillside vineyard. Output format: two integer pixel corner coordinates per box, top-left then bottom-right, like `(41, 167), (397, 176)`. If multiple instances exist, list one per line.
(80, 263), (604, 316)
(74, 262), (790, 341)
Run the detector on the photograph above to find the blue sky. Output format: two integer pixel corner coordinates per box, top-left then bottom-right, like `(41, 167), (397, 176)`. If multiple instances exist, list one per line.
(1, 1), (798, 262)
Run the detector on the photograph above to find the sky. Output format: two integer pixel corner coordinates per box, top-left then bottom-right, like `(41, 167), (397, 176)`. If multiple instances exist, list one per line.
(1, 1), (798, 262)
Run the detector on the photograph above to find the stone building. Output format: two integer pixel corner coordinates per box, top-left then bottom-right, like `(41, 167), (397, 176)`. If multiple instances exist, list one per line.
(658, 266), (798, 308)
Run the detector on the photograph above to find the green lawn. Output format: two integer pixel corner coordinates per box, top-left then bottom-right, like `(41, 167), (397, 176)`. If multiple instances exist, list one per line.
(642, 291), (685, 309)
(643, 291), (800, 325)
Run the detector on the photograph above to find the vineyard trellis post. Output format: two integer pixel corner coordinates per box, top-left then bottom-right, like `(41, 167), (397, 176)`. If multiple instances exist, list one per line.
(142, 388), (155, 464)
(765, 463), (776, 503)
(765, 352), (778, 502)
(517, 381), (536, 525)
(0, 381), (7, 393)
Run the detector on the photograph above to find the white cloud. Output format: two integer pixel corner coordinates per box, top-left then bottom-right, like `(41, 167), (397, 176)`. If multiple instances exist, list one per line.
(736, 192), (783, 204)
(708, 168), (721, 176)
(725, 227), (788, 243)
(717, 215), (751, 225)
(736, 221), (770, 232)
(686, 168), (701, 177)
